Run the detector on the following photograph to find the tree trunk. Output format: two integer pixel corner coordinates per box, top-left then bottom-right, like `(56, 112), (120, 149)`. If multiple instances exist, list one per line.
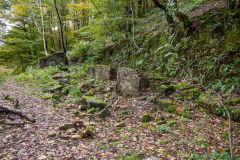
(53, 0), (66, 53)
(151, 0), (174, 26)
(40, 0), (48, 56)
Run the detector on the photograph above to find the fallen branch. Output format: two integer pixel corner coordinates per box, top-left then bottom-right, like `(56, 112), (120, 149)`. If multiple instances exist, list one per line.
(0, 105), (35, 123)
(0, 119), (24, 126)
(4, 95), (19, 109)
(213, 90), (233, 160)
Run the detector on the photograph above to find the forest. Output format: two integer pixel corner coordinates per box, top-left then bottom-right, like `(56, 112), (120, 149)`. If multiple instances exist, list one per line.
(0, 0), (240, 159)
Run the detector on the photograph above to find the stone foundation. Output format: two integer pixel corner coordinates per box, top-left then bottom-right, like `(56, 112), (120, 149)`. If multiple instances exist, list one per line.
(87, 65), (117, 81)
(117, 67), (149, 96)
(38, 52), (68, 68)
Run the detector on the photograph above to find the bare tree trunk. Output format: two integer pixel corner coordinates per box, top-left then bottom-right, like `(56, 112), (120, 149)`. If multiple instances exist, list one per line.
(130, 0), (139, 49)
(40, 0), (48, 56)
(53, 0), (66, 53)
(28, 0), (48, 56)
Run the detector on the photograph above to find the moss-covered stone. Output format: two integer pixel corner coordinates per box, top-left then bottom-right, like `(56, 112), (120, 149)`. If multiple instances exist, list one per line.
(141, 113), (154, 122)
(154, 98), (173, 109)
(167, 120), (176, 127)
(178, 88), (201, 100)
(88, 108), (95, 114)
(83, 96), (105, 109)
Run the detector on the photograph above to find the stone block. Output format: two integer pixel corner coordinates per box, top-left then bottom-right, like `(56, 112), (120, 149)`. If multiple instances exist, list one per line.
(86, 65), (117, 81)
(38, 52), (68, 68)
(116, 67), (149, 96)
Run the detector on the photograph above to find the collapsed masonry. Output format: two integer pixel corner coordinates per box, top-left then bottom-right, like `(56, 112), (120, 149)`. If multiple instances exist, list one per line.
(87, 65), (240, 122)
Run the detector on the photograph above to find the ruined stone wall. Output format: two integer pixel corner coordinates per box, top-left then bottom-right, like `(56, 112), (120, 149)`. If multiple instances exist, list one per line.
(38, 52), (68, 68)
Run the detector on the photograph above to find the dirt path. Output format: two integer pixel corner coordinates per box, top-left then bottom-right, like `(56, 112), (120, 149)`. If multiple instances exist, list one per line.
(0, 78), (85, 159)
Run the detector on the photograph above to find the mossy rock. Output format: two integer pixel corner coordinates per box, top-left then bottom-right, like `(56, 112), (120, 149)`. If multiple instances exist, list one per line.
(82, 96), (105, 109)
(178, 88), (201, 100)
(88, 108), (95, 114)
(154, 98), (173, 109)
(167, 120), (176, 127)
(141, 113), (154, 122)
(225, 97), (240, 106)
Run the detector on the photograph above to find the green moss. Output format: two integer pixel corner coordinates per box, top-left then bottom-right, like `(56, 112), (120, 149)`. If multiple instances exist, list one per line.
(154, 98), (173, 109)
(225, 29), (240, 51)
(183, 106), (190, 111)
(222, 93), (231, 98)
(141, 122), (150, 126)
(83, 96), (105, 109)
(88, 108), (95, 114)
(86, 125), (94, 132)
(70, 109), (81, 116)
(167, 120), (176, 127)
(141, 113), (154, 122)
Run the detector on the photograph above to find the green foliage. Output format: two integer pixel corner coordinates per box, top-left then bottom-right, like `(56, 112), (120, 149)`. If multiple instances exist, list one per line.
(0, 72), (8, 84)
(167, 105), (176, 113)
(181, 150), (240, 160)
(141, 113), (154, 122)
(167, 120), (176, 127)
(67, 41), (90, 63)
(156, 125), (169, 132)
(16, 66), (60, 91)
(68, 87), (83, 97)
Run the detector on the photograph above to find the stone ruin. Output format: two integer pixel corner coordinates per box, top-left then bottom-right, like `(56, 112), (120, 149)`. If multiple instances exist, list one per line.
(116, 67), (150, 96)
(38, 52), (68, 68)
(86, 65), (117, 81)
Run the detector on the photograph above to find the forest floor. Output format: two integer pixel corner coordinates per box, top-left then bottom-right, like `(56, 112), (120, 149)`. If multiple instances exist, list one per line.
(0, 77), (240, 159)
(0, 0), (240, 159)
